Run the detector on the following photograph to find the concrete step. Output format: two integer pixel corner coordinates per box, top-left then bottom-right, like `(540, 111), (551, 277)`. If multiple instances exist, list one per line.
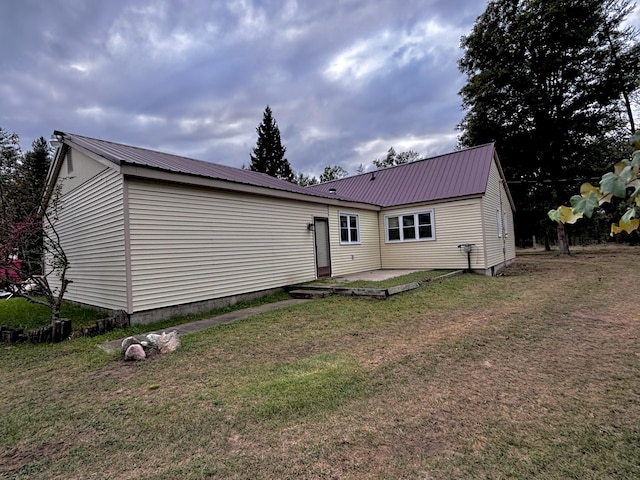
(288, 289), (333, 299)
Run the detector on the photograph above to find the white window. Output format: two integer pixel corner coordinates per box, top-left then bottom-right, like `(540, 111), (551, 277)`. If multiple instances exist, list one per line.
(339, 213), (360, 244)
(385, 210), (434, 242)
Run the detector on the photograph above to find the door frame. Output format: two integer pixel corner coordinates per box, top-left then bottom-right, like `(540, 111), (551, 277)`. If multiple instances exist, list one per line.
(313, 217), (331, 278)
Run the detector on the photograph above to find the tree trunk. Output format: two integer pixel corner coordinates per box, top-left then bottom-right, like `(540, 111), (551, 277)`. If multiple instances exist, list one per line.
(50, 301), (61, 328)
(544, 230), (551, 251)
(557, 222), (570, 255)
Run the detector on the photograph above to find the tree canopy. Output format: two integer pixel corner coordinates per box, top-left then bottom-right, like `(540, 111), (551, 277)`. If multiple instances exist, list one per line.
(458, 0), (639, 251)
(319, 165), (348, 183)
(293, 171), (319, 186)
(0, 128), (70, 324)
(373, 147), (420, 169)
(549, 130), (640, 237)
(249, 106), (294, 182)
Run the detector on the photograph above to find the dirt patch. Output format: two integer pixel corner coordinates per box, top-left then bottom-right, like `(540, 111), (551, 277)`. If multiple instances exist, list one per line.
(0, 441), (65, 476)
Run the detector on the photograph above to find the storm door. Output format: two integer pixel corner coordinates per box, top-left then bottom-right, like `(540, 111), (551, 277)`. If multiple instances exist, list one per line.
(314, 217), (331, 277)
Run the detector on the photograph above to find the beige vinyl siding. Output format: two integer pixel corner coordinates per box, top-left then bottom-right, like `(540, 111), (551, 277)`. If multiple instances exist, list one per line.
(51, 166), (127, 310)
(379, 199), (485, 270)
(59, 148), (109, 196)
(329, 207), (381, 276)
(127, 180), (326, 312)
(481, 158), (516, 269)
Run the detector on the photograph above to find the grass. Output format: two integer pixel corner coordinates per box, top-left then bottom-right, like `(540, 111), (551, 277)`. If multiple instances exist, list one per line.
(0, 297), (108, 331)
(0, 291), (291, 335)
(1, 246), (639, 479)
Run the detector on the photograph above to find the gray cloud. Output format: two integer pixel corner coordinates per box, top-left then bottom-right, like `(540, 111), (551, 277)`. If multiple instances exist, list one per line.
(1, 0), (490, 176)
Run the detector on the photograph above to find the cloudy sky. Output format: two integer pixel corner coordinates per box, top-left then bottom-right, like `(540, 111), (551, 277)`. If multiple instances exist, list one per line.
(3, 0), (497, 176)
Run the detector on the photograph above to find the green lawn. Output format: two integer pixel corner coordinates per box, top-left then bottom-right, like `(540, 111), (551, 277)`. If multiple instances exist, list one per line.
(1, 247), (639, 479)
(0, 297), (108, 331)
(0, 291), (292, 335)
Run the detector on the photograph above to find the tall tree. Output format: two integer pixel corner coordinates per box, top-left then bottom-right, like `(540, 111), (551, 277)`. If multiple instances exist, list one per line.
(293, 171), (319, 186)
(14, 137), (52, 218)
(373, 147), (420, 169)
(249, 106), (294, 182)
(458, 0), (639, 253)
(319, 165), (348, 182)
(14, 137), (52, 277)
(0, 130), (70, 326)
(0, 128), (22, 222)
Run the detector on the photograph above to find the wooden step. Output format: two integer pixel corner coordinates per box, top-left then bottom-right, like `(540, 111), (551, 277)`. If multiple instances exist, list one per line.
(288, 289), (332, 299)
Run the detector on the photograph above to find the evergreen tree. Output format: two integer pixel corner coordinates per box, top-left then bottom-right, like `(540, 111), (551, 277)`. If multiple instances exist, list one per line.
(458, 0), (639, 253)
(14, 137), (52, 276)
(0, 128), (22, 222)
(293, 171), (319, 186)
(14, 137), (52, 218)
(250, 106), (294, 182)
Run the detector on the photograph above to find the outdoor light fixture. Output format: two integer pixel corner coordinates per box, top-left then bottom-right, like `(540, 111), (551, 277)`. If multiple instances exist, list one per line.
(307, 223), (315, 231)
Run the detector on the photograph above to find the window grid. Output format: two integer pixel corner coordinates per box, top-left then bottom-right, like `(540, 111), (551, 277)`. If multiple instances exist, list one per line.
(385, 211), (434, 242)
(339, 213), (360, 244)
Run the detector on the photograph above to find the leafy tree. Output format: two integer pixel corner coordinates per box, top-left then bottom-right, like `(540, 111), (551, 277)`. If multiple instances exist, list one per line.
(12, 137), (52, 276)
(0, 129), (69, 328)
(373, 147), (420, 169)
(458, 0), (639, 254)
(293, 171), (319, 186)
(249, 106), (294, 182)
(319, 165), (348, 182)
(549, 130), (640, 236)
(0, 184), (71, 326)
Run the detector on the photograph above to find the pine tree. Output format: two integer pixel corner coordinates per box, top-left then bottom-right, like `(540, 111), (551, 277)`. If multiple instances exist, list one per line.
(14, 137), (52, 218)
(249, 106), (294, 182)
(0, 128), (22, 222)
(14, 137), (52, 276)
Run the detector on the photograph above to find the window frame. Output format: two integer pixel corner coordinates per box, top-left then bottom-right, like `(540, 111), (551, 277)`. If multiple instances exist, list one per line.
(338, 212), (361, 245)
(384, 210), (435, 243)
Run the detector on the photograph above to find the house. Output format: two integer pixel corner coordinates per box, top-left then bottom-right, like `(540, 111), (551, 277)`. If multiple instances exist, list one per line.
(43, 131), (516, 324)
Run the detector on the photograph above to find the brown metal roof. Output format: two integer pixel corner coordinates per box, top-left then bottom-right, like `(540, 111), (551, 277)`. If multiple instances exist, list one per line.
(306, 144), (497, 207)
(55, 131), (333, 200)
(54, 132), (502, 209)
